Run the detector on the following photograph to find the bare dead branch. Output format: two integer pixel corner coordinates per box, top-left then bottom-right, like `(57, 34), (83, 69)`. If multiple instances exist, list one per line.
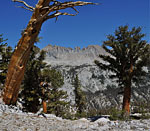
(42, 1), (96, 22)
(13, 1), (96, 23)
(44, 11), (78, 22)
(41, 6), (50, 10)
(55, 11), (78, 17)
(71, 7), (79, 13)
(36, 6), (56, 23)
(12, 0), (35, 11)
(56, 11), (78, 22)
(52, 1), (98, 11)
(15, 6), (33, 12)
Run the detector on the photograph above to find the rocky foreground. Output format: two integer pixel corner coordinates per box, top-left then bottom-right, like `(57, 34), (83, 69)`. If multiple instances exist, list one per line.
(0, 104), (150, 131)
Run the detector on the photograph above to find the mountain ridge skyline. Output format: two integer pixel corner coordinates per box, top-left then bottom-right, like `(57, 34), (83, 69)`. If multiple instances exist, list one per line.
(42, 44), (107, 66)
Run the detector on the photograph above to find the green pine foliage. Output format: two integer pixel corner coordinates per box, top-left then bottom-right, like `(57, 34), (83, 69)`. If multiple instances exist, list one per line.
(41, 69), (69, 117)
(19, 46), (68, 115)
(19, 46), (47, 113)
(95, 26), (150, 116)
(0, 34), (13, 86)
(95, 25), (150, 87)
(73, 75), (86, 116)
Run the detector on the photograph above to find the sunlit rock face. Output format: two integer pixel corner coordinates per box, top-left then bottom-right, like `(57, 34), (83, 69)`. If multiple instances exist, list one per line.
(42, 45), (150, 111)
(42, 44), (107, 66)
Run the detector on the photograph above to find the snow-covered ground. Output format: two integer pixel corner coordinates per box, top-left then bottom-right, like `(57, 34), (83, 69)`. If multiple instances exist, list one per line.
(0, 103), (150, 131)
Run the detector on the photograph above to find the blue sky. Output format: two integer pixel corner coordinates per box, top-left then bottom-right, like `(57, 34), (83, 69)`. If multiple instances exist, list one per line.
(0, 0), (149, 49)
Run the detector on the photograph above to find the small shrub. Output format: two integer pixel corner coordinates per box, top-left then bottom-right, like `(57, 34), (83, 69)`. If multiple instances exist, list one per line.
(75, 111), (87, 119)
(86, 109), (101, 117)
(109, 108), (126, 121)
(141, 113), (150, 119)
(131, 101), (150, 119)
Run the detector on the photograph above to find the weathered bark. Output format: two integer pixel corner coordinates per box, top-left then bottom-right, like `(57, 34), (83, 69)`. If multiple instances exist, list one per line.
(122, 86), (131, 117)
(3, 23), (43, 105)
(41, 82), (47, 113)
(2, 0), (50, 105)
(122, 61), (133, 117)
(2, 0), (95, 105)
(42, 101), (47, 113)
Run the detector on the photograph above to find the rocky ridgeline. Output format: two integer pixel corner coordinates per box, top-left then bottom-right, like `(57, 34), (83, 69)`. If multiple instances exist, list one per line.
(42, 44), (107, 66)
(42, 45), (150, 110)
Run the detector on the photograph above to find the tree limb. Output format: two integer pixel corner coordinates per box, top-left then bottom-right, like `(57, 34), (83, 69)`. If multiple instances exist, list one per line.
(44, 3), (80, 22)
(42, 1), (97, 22)
(71, 7), (79, 13)
(44, 11), (78, 22)
(12, 0), (97, 22)
(15, 6), (34, 12)
(51, 1), (98, 11)
(12, 0), (35, 11)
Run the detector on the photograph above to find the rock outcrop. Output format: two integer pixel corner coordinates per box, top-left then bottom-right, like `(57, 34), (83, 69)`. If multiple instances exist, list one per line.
(43, 44), (107, 66)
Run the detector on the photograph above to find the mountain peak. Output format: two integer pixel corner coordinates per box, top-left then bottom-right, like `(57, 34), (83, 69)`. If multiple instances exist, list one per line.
(42, 45), (106, 66)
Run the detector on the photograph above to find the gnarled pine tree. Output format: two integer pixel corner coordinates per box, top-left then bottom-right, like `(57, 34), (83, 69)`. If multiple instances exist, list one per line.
(95, 26), (150, 117)
(2, 0), (96, 105)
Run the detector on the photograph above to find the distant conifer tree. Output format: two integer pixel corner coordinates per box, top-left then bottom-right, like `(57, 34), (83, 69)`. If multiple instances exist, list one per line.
(73, 75), (86, 115)
(19, 46), (47, 112)
(41, 69), (68, 117)
(19, 46), (68, 115)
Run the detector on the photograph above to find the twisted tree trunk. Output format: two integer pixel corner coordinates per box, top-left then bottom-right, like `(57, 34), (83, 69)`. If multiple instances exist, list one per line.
(2, 0), (95, 105)
(3, 11), (43, 105)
